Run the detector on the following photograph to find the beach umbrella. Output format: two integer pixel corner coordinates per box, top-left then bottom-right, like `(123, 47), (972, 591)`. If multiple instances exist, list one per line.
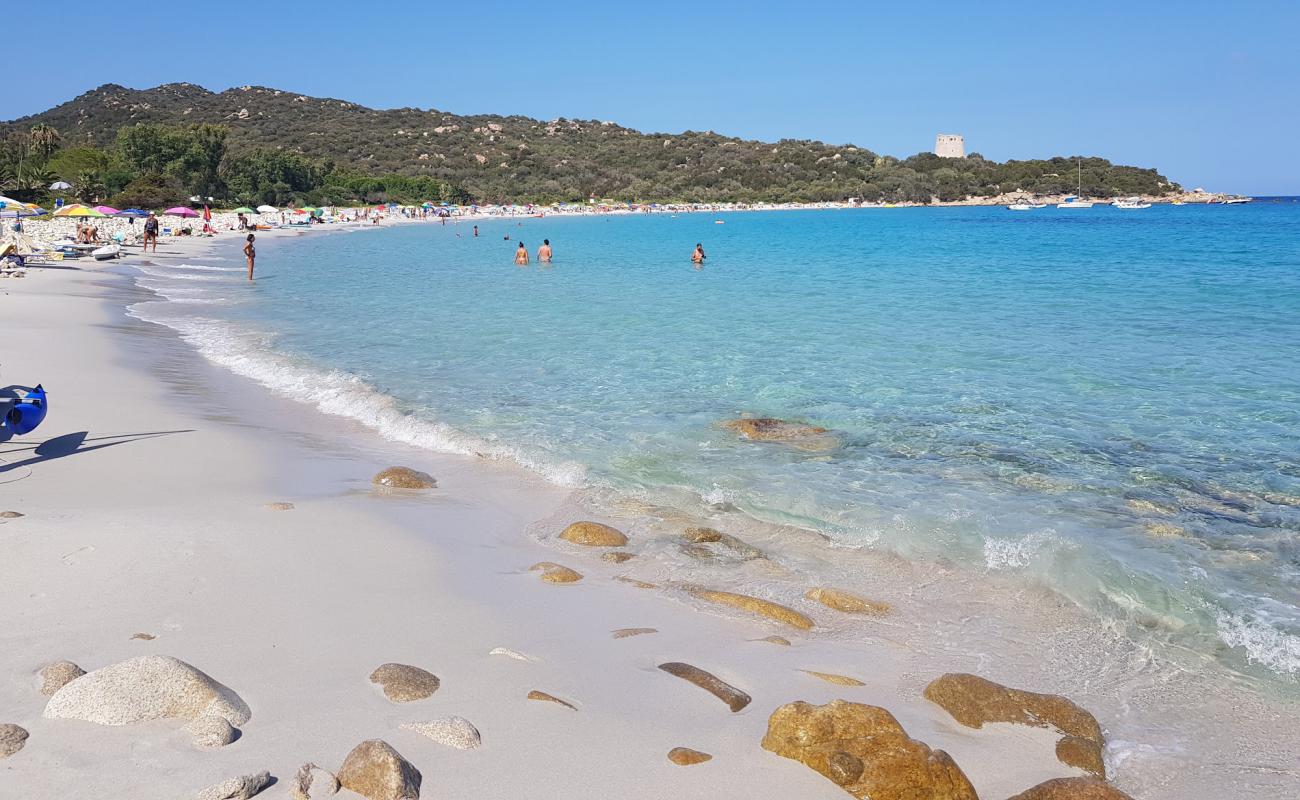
(256, 205), (278, 214)
(93, 205), (121, 215)
(0, 196), (43, 218)
(49, 180), (72, 190)
(54, 205), (107, 217)
(163, 207), (199, 217)
(115, 208), (149, 217)
(232, 206), (256, 214)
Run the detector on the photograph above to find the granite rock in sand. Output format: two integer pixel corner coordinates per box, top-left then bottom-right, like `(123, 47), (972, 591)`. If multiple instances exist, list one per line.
(188, 714), (237, 748)
(689, 587), (814, 630)
(195, 771), (272, 800)
(1055, 736), (1106, 778)
(683, 527), (766, 560)
(372, 467), (437, 490)
(559, 521), (628, 547)
(805, 587), (891, 616)
(291, 763), (339, 799)
(338, 740), (421, 800)
(667, 747), (713, 765)
(529, 561), (583, 583)
(43, 655), (251, 727)
(1007, 778), (1134, 800)
(369, 663), (440, 703)
(761, 700), (976, 800)
(267, 501), (295, 511)
(923, 673), (1104, 777)
(611, 627), (658, 639)
(0, 724), (28, 758)
(39, 660), (85, 696)
(602, 551), (635, 563)
(658, 662), (751, 712)
(0, 510), (23, 518)
(400, 716), (481, 750)
(803, 670), (866, 687)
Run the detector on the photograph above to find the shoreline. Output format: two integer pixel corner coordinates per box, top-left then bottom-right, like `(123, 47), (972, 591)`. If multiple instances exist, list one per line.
(2, 223), (1297, 798)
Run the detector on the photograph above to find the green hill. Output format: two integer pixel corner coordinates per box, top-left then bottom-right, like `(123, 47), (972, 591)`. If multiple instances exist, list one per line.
(1, 83), (1179, 206)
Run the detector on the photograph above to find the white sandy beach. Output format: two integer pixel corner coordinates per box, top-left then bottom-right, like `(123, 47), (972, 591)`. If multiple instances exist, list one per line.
(1, 228), (1296, 800)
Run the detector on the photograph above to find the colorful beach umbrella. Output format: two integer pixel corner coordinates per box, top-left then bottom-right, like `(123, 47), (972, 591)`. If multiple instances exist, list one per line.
(116, 208), (149, 217)
(163, 207), (199, 217)
(0, 196), (43, 217)
(93, 205), (121, 215)
(54, 205), (107, 217)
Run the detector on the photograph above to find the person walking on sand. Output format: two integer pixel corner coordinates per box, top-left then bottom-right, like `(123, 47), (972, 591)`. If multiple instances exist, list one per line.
(515, 242), (529, 265)
(244, 233), (256, 280)
(538, 239), (552, 263)
(142, 213), (160, 253)
(691, 243), (706, 264)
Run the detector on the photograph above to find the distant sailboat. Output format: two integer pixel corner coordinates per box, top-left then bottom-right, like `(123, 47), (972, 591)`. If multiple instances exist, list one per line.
(1114, 197), (1152, 209)
(1057, 159), (1094, 208)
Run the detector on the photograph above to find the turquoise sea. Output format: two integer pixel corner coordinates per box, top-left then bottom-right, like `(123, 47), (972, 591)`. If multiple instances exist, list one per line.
(129, 202), (1300, 686)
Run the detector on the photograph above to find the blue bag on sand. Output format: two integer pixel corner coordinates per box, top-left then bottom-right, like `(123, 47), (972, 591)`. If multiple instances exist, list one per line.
(3, 384), (47, 435)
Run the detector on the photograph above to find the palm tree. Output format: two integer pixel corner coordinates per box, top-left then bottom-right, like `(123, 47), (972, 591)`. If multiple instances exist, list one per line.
(74, 170), (106, 204)
(28, 124), (62, 165)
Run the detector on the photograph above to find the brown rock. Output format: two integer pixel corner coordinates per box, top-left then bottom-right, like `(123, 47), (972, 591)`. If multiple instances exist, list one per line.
(615, 576), (657, 589)
(680, 543), (717, 560)
(689, 587), (814, 630)
(131, 632), (156, 640)
(1007, 778), (1134, 800)
(923, 673), (1103, 746)
(1056, 736), (1106, 778)
(723, 417), (825, 440)
(559, 521), (627, 547)
(683, 527), (766, 560)
(803, 670), (866, 687)
(372, 467), (437, 490)
(0, 724), (28, 758)
(805, 587), (891, 616)
(683, 527), (723, 543)
(757, 635), (792, 646)
(602, 551), (635, 563)
(658, 662), (751, 712)
(761, 700), (977, 800)
(611, 627), (658, 639)
(39, 660), (86, 696)
(267, 502), (295, 511)
(369, 663), (440, 703)
(337, 740), (421, 800)
(667, 747), (713, 766)
(0, 510), (23, 519)
(529, 562), (583, 583)
(527, 690), (576, 710)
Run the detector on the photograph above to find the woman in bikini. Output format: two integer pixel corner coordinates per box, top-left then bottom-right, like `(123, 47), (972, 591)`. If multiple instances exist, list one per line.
(244, 233), (256, 280)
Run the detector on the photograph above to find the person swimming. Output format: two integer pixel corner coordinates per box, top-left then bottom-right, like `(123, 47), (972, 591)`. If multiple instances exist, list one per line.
(538, 239), (552, 263)
(691, 243), (706, 264)
(515, 242), (529, 265)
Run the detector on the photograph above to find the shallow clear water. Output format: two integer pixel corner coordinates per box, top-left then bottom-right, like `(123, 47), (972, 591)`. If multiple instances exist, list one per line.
(129, 203), (1300, 685)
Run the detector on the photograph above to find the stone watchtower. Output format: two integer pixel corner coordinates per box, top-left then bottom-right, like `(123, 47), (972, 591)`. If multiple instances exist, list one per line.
(935, 134), (965, 159)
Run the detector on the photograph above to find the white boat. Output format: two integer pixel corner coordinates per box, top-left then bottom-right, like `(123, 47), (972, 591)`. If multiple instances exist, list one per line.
(1113, 197), (1152, 209)
(1008, 203), (1036, 211)
(1057, 159), (1094, 208)
(91, 244), (122, 261)
(1223, 196), (1252, 205)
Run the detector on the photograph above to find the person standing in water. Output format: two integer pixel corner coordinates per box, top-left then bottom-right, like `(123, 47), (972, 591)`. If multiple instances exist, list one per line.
(515, 242), (529, 265)
(473, 225), (479, 237)
(691, 243), (706, 264)
(537, 239), (552, 263)
(244, 233), (256, 280)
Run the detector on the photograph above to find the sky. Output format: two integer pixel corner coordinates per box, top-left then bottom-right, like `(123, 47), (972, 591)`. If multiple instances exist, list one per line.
(5, 1), (1298, 194)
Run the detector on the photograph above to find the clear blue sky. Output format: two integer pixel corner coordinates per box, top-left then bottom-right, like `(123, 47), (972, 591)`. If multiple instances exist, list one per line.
(6, 1), (1297, 194)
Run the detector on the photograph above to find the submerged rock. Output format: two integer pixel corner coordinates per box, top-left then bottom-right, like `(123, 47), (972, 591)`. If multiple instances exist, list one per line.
(291, 763), (339, 799)
(0, 724), (28, 758)
(188, 715), (237, 748)
(668, 747), (713, 766)
(722, 418), (838, 450)
(337, 740), (421, 800)
(401, 716), (481, 750)
(615, 576), (658, 589)
(923, 673), (1104, 778)
(559, 521), (628, 547)
(805, 587), (891, 616)
(1007, 778), (1134, 800)
(39, 660), (85, 696)
(369, 663), (440, 703)
(131, 632), (157, 641)
(372, 467), (437, 490)
(761, 700), (977, 800)
(602, 551), (635, 563)
(757, 635), (792, 646)
(802, 670), (865, 687)
(683, 527), (766, 560)
(527, 690), (576, 710)
(658, 662), (751, 712)
(43, 655), (250, 727)
(611, 627), (658, 639)
(195, 771), (272, 800)
(529, 562), (583, 583)
(689, 587), (814, 630)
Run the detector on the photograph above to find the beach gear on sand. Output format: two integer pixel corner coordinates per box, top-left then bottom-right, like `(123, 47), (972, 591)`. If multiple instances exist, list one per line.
(2, 385), (48, 436)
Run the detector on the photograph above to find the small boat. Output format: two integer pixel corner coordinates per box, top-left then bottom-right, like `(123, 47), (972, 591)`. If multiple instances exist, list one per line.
(1, 384), (48, 436)
(1223, 196), (1252, 205)
(92, 244), (122, 261)
(1008, 203), (1036, 211)
(1113, 197), (1152, 209)
(1057, 195), (1094, 209)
